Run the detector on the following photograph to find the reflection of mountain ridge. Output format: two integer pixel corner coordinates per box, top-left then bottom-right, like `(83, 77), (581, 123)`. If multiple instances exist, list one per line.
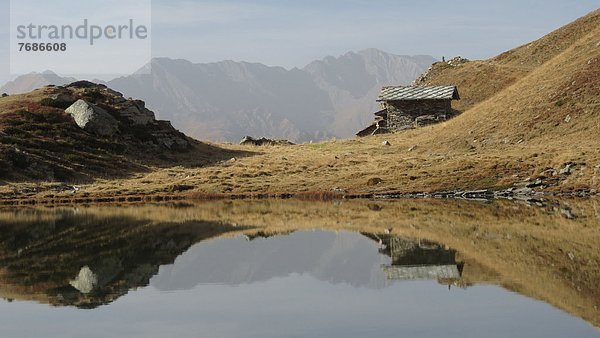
(0, 199), (598, 329)
(151, 231), (390, 290)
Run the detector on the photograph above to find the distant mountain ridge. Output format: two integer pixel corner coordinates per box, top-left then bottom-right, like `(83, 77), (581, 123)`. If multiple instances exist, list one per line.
(1, 50), (436, 142)
(0, 71), (76, 95)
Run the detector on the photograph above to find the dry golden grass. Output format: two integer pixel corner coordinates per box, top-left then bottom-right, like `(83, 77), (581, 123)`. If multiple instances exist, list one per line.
(0, 11), (599, 202)
(420, 9), (600, 112)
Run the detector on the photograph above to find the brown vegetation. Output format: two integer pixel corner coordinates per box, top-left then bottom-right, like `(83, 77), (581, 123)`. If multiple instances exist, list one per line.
(0, 11), (599, 202)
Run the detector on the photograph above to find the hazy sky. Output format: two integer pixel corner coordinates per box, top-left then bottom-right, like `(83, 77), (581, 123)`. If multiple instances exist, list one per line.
(0, 0), (598, 84)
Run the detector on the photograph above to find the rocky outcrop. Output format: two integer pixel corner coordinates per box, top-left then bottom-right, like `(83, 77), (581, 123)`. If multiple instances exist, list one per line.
(117, 100), (155, 125)
(52, 81), (191, 152)
(413, 56), (470, 86)
(0, 81), (203, 182)
(240, 136), (295, 146)
(66, 100), (119, 137)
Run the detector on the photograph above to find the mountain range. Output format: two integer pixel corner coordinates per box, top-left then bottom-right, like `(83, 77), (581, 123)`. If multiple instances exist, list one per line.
(1, 49), (435, 142)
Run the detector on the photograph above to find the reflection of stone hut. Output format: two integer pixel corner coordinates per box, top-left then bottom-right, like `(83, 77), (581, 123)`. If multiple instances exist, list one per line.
(363, 234), (462, 281)
(382, 237), (461, 281)
(357, 85), (460, 137)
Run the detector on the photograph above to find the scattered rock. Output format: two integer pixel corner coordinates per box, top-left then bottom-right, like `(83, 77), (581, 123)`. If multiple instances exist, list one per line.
(526, 179), (544, 188)
(513, 187), (534, 196)
(560, 163), (575, 175)
(367, 177), (383, 186)
(65, 99), (119, 137)
(561, 207), (576, 219)
(52, 184), (81, 193)
(240, 136), (294, 146)
(169, 184), (195, 192)
(367, 204), (382, 211)
(460, 190), (494, 199)
(543, 168), (558, 177)
(414, 115), (439, 127)
(382, 140), (391, 146)
(446, 56), (469, 66)
(40, 93), (77, 109)
(69, 266), (98, 294)
(66, 80), (105, 89)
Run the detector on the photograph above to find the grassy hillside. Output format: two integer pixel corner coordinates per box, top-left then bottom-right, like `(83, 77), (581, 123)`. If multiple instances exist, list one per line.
(0, 10), (599, 202)
(0, 84), (245, 183)
(415, 9), (600, 112)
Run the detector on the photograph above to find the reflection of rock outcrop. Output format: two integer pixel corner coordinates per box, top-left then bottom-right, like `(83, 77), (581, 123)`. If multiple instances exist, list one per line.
(0, 209), (245, 308)
(69, 266), (98, 294)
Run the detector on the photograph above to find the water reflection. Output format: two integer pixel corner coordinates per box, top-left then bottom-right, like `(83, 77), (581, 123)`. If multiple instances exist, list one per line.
(0, 208), (244, 308)
(373, 234), (462, 281)
(0, 198), (598, 337)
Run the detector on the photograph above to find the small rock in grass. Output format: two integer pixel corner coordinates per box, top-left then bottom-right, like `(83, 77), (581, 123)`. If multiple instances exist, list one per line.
(367, 177), (383, 186)
(560, 163), (575, 175)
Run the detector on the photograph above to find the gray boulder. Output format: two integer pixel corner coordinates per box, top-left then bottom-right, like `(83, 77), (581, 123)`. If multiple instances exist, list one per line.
(65, 100), (119, 137)
(69, 266), (98, 294)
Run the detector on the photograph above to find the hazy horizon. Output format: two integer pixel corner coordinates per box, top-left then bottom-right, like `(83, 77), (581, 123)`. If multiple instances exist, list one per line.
(0, 0), (598, 84)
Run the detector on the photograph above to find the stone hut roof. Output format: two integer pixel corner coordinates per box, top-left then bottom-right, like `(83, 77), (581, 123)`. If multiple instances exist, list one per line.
(377, 85), (460, 101)
(383, 264), (461, 281)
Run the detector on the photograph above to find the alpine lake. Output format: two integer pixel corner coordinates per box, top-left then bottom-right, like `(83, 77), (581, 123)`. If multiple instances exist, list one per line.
(0, 198), (599, 337)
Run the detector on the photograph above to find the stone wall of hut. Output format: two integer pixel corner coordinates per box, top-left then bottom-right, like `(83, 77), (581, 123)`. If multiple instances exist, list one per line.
(383, 99), (453, 131)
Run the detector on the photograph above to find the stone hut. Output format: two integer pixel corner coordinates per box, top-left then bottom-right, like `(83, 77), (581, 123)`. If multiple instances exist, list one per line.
(357, 85), (460, 137)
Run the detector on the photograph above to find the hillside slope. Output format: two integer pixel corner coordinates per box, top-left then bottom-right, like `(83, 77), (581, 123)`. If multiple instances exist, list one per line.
(0, 11), (598, 202)
(0, 82), (240, 183)
(415, 9), (600, 112)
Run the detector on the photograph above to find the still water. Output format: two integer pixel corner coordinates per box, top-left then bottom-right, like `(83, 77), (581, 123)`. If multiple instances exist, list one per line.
(0, 199), (598, 337)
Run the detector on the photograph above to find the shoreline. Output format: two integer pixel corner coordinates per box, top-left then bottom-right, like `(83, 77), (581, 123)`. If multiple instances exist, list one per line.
(2, 186), (598, 207)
